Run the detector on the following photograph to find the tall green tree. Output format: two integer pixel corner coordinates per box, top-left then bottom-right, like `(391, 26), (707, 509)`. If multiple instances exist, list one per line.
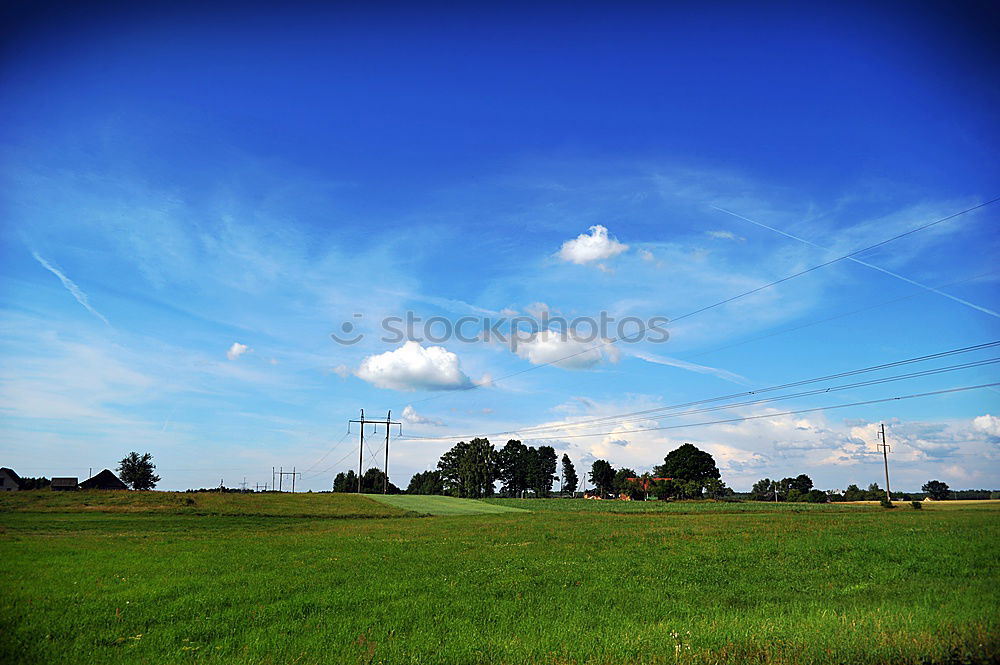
(361, 467), (401, 494)
(406, 470), (444, 495)
(789, 474), (813, 493)
(437, 438), (497, 498)
(750, 478), (775, 501)
(497, 439), (529, 497)
(561, 454), (578, 496)
(529, 445), (558, 497)
(332, 470), (358, 492)
(842, 483), (866, 501)
(613, 468), (638, 497)
(654, 443), (720, 482)
(117, 452), (160, 490)
(588, 459), (615, 496)
(922, 479), (950, 500)
(703, 477), (732, 500)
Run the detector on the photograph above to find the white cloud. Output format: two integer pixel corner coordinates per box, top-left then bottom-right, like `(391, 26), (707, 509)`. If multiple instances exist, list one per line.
(973, 414), (1000, 439)
(402, 405), (444, 426)
(557, 225), (628, 265)
(31, 251), (111, 325)
(626, 349), (750, 385)
(226, 342), (251, 360)
(638, 249), (655, 261)
(356, 341), (473, 391)
(706, 230), (745, 242)
(514, 330), (619, 369)
(332, 364), (351, 378)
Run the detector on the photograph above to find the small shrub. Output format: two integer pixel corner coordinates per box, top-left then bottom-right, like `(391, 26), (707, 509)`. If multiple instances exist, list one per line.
(880, 497), (894, 509)
(911, 501), (922, 510)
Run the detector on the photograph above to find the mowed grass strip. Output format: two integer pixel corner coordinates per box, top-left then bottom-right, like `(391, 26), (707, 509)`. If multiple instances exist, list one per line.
(365, 493), (529, 516)
(1, 499), (997, 664)
(0, 490), (413, 519)
(485, 497), (878, 513)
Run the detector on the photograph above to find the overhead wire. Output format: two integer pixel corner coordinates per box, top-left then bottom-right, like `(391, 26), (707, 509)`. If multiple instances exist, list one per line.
(430, 383), (997, 442)
(400, 197), (999, 412)
(399, 341), (999, 441)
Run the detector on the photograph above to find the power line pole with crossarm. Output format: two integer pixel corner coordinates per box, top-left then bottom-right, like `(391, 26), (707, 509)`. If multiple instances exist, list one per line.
(348, 410), (401, 493)
(877, 422), (892, 503)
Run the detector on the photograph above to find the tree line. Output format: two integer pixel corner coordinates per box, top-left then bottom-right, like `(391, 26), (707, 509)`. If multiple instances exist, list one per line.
(748, 477), (978, 502)
(353, 440), (734, 501)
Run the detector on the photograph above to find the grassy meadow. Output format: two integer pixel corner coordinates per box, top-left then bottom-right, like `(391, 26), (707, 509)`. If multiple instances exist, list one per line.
(1, 492), (998, 664)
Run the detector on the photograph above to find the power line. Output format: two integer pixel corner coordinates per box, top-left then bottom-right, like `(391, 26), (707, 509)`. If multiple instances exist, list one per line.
(452, 383), (999, 441)
(711, 205), (1000, 319)
(299, 429), (351, 475)
(301, 445), (361, 480)
(401, 359), (998, 442)
(400, 197), (999, 409)
(680, 269), (999, 361)
(400, 341), (999, 441)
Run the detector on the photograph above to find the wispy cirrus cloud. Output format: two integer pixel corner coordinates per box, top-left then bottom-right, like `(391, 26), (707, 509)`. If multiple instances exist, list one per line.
(624, 348), (750, 385)
(31, 251), (110, 326)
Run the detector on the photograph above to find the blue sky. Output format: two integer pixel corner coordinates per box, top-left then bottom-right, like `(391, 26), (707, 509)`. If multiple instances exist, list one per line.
(1, 1), (998, 491)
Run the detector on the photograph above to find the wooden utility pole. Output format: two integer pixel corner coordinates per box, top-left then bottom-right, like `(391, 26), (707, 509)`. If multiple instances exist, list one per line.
(877, 423), (891, 502)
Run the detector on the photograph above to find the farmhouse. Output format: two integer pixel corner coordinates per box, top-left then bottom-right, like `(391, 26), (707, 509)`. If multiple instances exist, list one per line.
(0, 467), (24, 491)
(79, 469), (128, 491)
(51, 477), (79, 491)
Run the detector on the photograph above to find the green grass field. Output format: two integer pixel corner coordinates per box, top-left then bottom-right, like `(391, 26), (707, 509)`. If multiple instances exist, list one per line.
(365, 494), (529, 515)
(2, 492), (998, 664)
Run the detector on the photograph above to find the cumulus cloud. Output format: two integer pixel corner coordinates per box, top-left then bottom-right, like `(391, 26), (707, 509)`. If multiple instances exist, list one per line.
(973, 414), (1000, 439)
(557, 225), (628, 265)
(226, 342), (251, 360)
(638, 249), (655, 261)
(514, 330), (619, 369)
(356, 341), (473, 391)
(402, 405), (444, 426)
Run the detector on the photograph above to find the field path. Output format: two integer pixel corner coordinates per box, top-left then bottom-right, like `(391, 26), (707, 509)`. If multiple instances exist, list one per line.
(364, 494), (529, 515)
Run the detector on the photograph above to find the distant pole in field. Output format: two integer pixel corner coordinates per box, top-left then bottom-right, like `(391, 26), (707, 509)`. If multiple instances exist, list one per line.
(877, 423), (892, 502)
(292, 467), (296, 493)
(279, 466), (283, 492)
(272, 466), (275, 491)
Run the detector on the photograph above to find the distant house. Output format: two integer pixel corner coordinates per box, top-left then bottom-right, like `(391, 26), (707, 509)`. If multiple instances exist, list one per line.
(79, 469), (128, 491)
(0, 467), (24, 492)
(51, 477), (79, 491)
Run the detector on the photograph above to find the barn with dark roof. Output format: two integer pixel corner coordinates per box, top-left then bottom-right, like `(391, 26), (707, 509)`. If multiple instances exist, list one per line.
(79, 469), (128, 491)
(1, 467), (24, 491)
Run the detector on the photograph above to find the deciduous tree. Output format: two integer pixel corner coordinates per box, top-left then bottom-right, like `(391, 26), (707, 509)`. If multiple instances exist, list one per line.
(654, 443), (720, 482)
(588, 460), (615, 496)
(117, 452), (160, 490)
(406, 470), (444, 495)
(922, 479), (950, 500)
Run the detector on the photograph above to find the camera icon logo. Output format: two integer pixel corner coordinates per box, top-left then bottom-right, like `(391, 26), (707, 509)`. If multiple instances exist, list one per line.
(330, 313), (364, 345)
